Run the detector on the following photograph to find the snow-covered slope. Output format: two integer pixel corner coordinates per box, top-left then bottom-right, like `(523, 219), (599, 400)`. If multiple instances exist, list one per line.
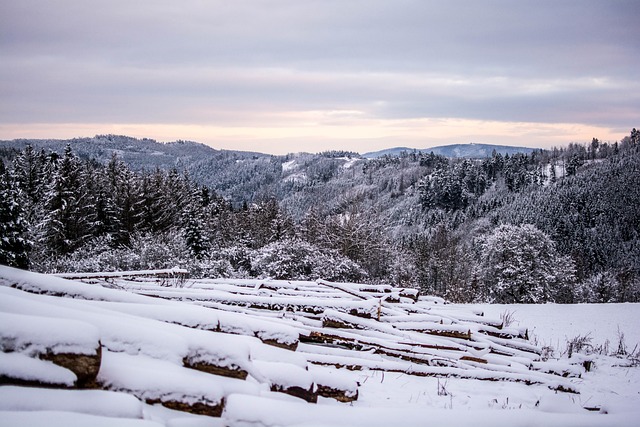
(363, 143), (536, 159)
(1, 266), (638, 426)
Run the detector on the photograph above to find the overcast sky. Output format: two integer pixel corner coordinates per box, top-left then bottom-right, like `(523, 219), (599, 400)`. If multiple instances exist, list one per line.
(1, 1), (638, 154)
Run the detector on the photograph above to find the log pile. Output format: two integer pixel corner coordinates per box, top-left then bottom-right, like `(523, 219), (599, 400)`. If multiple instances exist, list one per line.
(112, 276), (582, 390)
(0, 266), (586, 421)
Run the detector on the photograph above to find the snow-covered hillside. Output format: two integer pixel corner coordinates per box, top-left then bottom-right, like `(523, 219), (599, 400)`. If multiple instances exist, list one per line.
(1, 266), (638, 426)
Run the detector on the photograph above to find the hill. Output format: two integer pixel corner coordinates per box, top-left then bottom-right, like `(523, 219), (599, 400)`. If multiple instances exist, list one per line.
(0, 134), (278, 206)
(362, 143), (536, 159)
(1, 130), (639, 304)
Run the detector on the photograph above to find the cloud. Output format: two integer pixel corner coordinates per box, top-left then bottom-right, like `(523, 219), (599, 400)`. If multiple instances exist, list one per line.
(1, 1), (638, 153)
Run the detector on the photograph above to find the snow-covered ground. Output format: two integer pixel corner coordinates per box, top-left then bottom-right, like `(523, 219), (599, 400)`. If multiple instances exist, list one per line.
(1, 266), (638, 427)
(471, 303), (640, 352)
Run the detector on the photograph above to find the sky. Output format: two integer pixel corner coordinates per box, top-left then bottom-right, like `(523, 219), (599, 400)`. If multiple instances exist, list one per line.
(1, 0), (638, 155)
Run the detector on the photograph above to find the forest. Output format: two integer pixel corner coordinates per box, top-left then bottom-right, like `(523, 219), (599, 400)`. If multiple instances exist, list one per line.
(1, 129), (639, 304)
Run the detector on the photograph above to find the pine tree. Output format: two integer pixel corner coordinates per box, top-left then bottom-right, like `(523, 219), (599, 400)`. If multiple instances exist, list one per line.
(182, 188), (210, 259)
(40, 145), (92, 255)
(0, 170), (31, 268)
(11, 145), (47, 225)
(105, 154), (139, 245)
(139, 169), (167, 232)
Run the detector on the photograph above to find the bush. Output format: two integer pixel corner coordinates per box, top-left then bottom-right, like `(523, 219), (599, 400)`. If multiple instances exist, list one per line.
(250, 238), (366, 282)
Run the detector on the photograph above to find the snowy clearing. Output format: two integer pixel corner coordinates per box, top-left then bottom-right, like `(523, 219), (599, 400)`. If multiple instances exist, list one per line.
(1, 265), (639, 426)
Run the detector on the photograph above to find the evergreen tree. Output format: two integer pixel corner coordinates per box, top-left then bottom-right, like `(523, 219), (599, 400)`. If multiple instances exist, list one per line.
(0, 170), (31, 268)
(40, 145), (92, 255)
(105, 154), (139, 244)
(182, 188), (210, 259)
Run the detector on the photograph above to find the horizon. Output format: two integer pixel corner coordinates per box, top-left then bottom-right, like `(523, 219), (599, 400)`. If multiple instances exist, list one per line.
(0, 125), (631, 157)
(1, 134), (594, 157)
(1, 1), (638, 155)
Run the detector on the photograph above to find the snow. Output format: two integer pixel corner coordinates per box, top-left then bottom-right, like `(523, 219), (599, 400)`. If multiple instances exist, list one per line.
(283, 172), (307, 183)
(282, 160), (297, 172)
(223, 394), (638, 427)
(0, 266), (158, 304)
(98, 350), (230, 406)
(55, 267), (188, 280)
(86, 299), (299, 349)
(166, 419), (226, 427)
(308, 365), (358, 396)
(0, 287), (255, 373)
(468, 303), (640, 353)
(1, 265), (639, 426)
(0, 311), (100, 356)
(0, 286), (191, 364)
(0, 386), (144, 418)
(339, 157), (358, 169)
(0, 351), (76, 386)
(252, 360), (313, 390)
(249, 340), (309, 369)
(0, 411), (164, 427)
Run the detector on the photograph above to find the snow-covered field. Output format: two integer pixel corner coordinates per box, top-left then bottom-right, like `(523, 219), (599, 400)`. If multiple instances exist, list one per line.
(472, 303), (640, 352)
(1, 266), (638, 427)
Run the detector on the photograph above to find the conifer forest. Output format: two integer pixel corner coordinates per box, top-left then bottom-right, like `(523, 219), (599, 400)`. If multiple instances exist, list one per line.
(1, 129), (639, 304)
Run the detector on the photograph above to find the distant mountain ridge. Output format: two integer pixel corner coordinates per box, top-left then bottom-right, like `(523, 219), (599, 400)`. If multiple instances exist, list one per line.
(1, 135), (535, 163)
(363, 143), (537, 159)
(0, 134), (268, 170)
(0, 136), (536, 207)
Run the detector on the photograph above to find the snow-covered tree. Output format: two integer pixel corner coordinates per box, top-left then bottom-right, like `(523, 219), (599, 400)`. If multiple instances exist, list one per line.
(40, 145), (93, 255)
(182, 188), (210, 259)
(479, 224), (575, 303)
(251, 238), (366, 282)
(10, 145), (47, 220)
(576, 271), (620, 303)
(410, 225), (478, 303)
(0, 170), (31, 268)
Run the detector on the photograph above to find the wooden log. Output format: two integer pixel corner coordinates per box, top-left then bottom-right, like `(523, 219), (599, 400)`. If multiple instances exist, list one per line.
(416, 328), (472, 340)
(460, 355), (488, 364)
(147, 398), (224, 417)
(477, 328), (527, 340)
(373, 348), (434, 366)
(41, 346), (102, 388)
(397, 341), (466, 352)
(322, 317), (361, 330)
(383, 294), (401, 304)
(259, 337), (299, 351)
(270, 384), (318, 403)
(183, 358), (248, 380)
(54, 268), (189, 281)
(309, 361), (364, 371)
(300, 331), (369, 351)
(0, 374), (71, 389)
(316, 385), (358, 403)
(399, 288), (420, 302)
(303, 330), (441, 367)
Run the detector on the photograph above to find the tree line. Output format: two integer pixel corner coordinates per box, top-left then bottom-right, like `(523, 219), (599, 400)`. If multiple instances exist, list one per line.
(1, 129), (639, 303)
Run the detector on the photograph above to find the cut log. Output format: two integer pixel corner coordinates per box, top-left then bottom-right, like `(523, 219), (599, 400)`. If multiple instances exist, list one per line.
(147, 398), (224, 417)
(270, 384), (318, 403)
(54, 268), (189, 281)
(316, 384), (358, 403)
(416, 328), (472, 340)
(259, 337), (299, 351)
(322, 317), (360, 330)
(399, 288), (420, 302)
(301, 331), (369, 351)
(42, 345), (102, 388)
(460, 355), (488, 364)
(0, 352), (77, 388)
(183, 358), (248, 380)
